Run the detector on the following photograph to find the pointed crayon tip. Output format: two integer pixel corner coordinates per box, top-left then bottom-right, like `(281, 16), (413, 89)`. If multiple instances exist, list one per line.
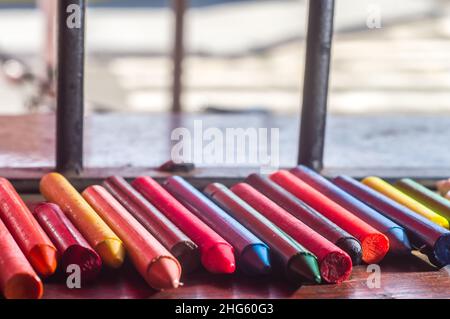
(5, 274), (43, 299)
(336, 237), (363, 265)
(288, 253), (321, 284)
(29, 244), (58, 277)
(386, 227), (412, 255)
(146, 257), (182, 290)
(96, 239), (125, 269)
(240, 244), (271, 275)
(202, 244), (236, 274)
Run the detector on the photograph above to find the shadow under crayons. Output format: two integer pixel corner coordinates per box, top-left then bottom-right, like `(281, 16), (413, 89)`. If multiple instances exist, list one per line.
(379, 251), (437, 273)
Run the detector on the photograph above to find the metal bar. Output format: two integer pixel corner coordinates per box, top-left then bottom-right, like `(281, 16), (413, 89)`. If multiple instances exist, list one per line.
(56, 0), (86, 174)
(172, 0), (187, 113)
(298, 0), (335, 171)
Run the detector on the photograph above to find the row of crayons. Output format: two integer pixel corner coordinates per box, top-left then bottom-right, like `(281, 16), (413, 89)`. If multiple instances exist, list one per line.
(1, 167), (450, 299)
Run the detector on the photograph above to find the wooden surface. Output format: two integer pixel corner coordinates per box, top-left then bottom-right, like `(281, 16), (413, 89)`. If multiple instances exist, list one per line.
(42, 254), (450, 299)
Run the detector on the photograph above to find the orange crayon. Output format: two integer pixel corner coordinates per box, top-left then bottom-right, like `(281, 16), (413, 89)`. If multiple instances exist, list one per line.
(40, 173), (125, 268)
(0, 178), (57, 277)
(83, 185), (182, 290)
(0, 218), (43, 299)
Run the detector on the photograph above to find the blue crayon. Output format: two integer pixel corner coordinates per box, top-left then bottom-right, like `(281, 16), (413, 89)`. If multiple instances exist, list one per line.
(292, 166), (412, 255)
(163, 176), (271, 275)
(334, 175), (450, 267)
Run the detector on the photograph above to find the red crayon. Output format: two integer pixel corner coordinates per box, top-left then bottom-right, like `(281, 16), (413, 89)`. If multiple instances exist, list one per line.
(231, 183), (352, 284)
(0, 178), (58, 277)
(270, 170), (389, 264)
(132, 176), (236, 274)
(33, 203), (102, 283)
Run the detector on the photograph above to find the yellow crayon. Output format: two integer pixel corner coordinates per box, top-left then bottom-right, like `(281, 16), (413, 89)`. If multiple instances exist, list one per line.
(40, 173), (126, 268)
(362, 176), (449, 229)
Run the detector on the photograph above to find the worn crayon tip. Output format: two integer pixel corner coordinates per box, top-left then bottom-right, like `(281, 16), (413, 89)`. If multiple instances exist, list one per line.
(4, 274), (43, 299)
(96, 239), (125, 269)
(335, 237), (363, 266)
(171, 241), (201, 274)
(320, 251), (353, 284)
(240, 244), (271, 275)
(433, 233), (450, 267)
(29, 244), (58, 277)
(202, 244), (236, 274)
(361, 233), (389, 264)
(147, 257), (182, 290)
(289, 253), (321, 284)
(386, 227), (412, 255)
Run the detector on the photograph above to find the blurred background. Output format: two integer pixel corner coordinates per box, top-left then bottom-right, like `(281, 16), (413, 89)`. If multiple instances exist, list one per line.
(1, 0), (450, 115)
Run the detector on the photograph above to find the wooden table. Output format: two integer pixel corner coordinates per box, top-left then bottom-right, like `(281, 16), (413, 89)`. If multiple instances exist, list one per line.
(43, 254), (450, 299)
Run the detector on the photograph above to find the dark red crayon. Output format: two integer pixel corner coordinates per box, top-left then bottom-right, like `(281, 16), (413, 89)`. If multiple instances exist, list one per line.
(103, 176), (200, 273)
(33, 203), (102, 283)
(231, 183), (352, 284)
(334, 175), (450, 267)
(132, 176), (236, 274)
(245, 174), (362, 265)
(291, 166), (412, 255)
(270, 170), (389, 264)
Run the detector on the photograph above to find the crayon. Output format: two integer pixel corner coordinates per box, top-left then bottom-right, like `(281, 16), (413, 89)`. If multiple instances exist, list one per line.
(230, 183), (353, 283)
(132, 176), (236, 274)
(362, 177), (449, 229)
(103, 176), (200, 273)
(291, 166), (411, 255)
(245, 174), (362, 265)
(395, 178), (450, 224)
(33, 203), (102, 283)
(335, 176), (450, 267)
(0, 177), (57, 277)
(40, 173), (125, 268)
(436, 179), (450, 196)
(204, 183), (321, 284)
(270, 170), (389, 264)
(164, 176), (271, 275)
(83, 186), (182, 290)
(0, 218), (43, 299)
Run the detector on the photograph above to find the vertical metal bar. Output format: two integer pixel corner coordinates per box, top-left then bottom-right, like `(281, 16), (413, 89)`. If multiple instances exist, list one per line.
(172, 0), (187, 113)
(298, 0), (335, 171)
(56, 0), (86, 174)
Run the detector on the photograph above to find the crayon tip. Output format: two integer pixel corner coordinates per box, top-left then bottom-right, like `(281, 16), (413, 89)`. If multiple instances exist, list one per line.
(288, 253), (321, 284)
(96, 239), (125, 269)
(240, 244), (271, 275)
(320, 251), (353, 284)
(433, 233), (450, 267)
(147, 257), (182, 290)
(386, 227), (412, 255)
(202, 244), (236, 274)
(4, 274), (43, 299)
(62, 245), (103, 282)
(335, 237), (363, 265)
(29, 244), (58, 277)
(361, 233), (389, 264)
